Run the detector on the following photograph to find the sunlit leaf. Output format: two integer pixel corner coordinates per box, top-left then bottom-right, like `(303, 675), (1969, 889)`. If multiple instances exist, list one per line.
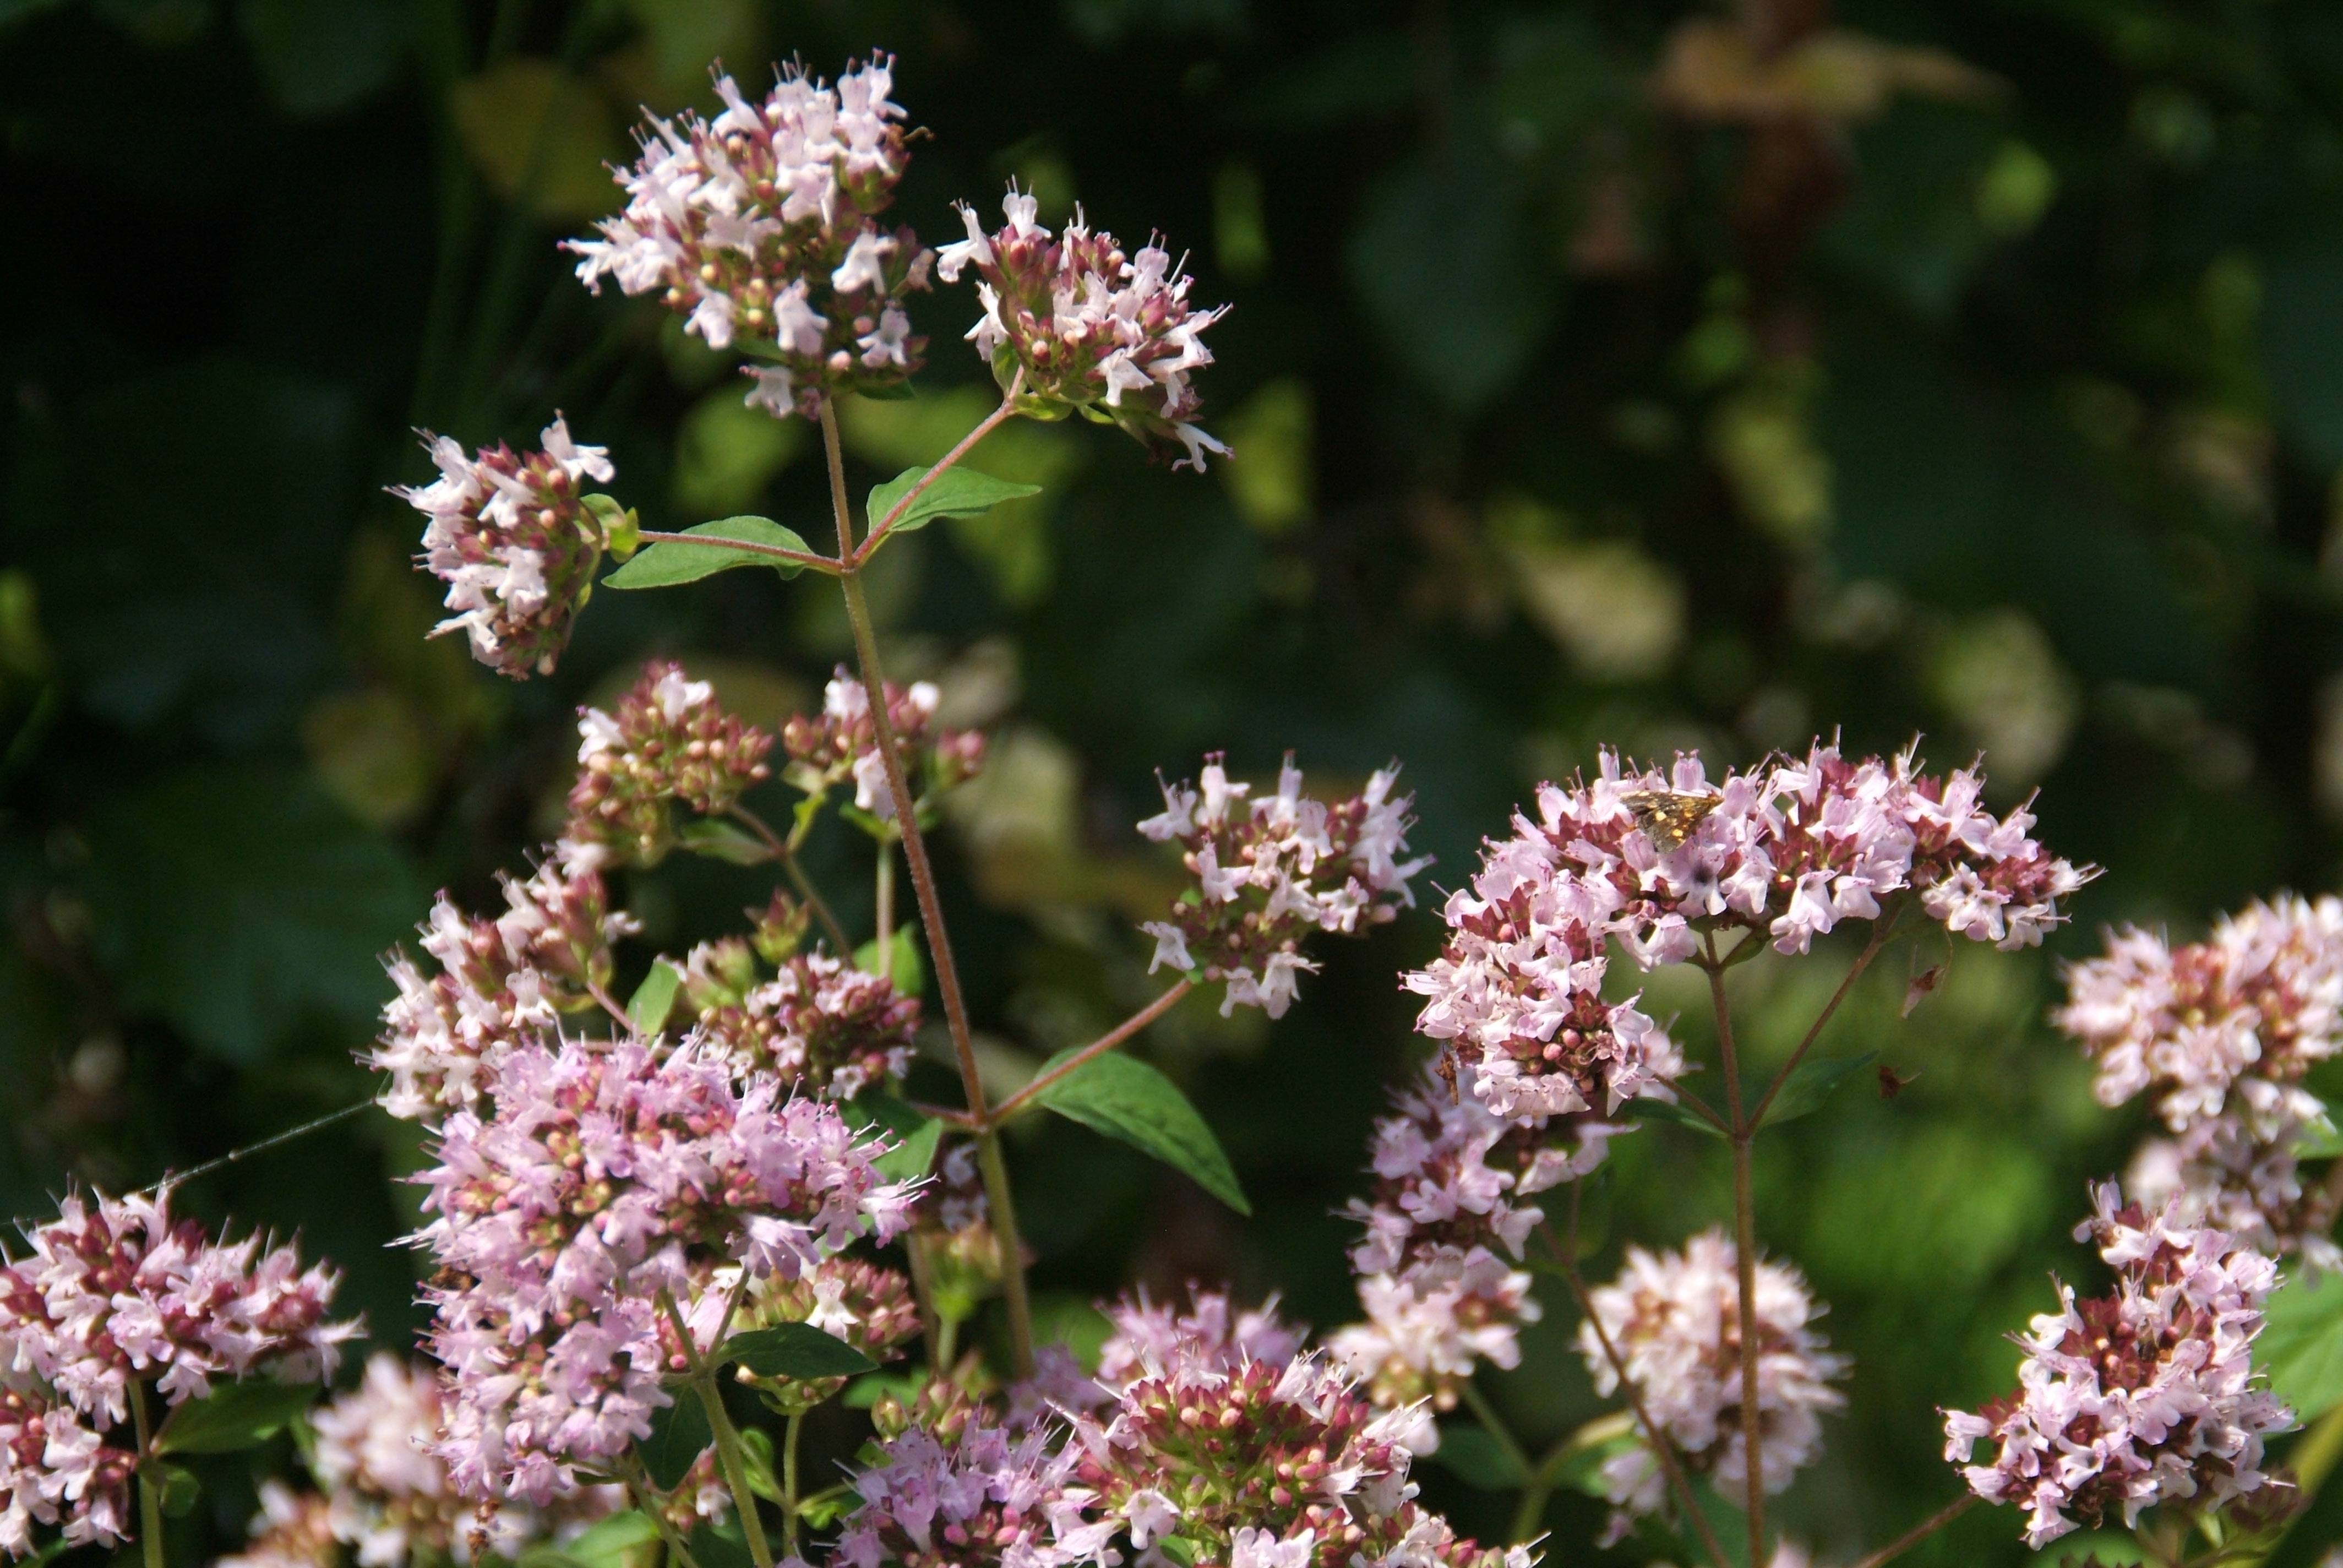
(628, 961), (681, 1035)
(154, 1379), (318, 1455)
(1031, 1048), (1250, 1215)
(604, 518), (814, 589)
(1429, 1424), (1527, 1490)
(853, 927), (924, 998)
(718, 1322), (876, 1380)
(864, 467), (1042, 541)
(2259, 1273), (2343, 1419)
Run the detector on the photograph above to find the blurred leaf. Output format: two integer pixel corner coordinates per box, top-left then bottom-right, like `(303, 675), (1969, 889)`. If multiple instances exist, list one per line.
(154, 1378), (316, 1455)
(299, 688), (437, 829)
(2259, 1274), (2343, 1419)
(84, 768), (423, 1062)
(1430, 1424), (1527, 1489)
(719, 1323), (877, 1380)
(606, 519), (814, 589)
(1637, 1097), (1726, 1139)
(1031, 1047), (1250, 1215)
(675, 819), (773, 865)
(449, 60), (625, 221)
(844, 1092), (942, 1180)
(1348, 151), (1552, 412)
(2262, 224), (2343, 470)
(237, 0), (407, 116)
(628, 960), (681, 1034)
(673, 391), (805, 516)
(853, 927), (924, 998)
(687, 1520), (751, 1568)
(875, 1116), (942, 1182)
(638, 1394), (711, 1490)
(1218, 380), (1312, 534)
(1760, 1052), (1879, 1126)
(865, 467), (1043, 541)
(141, 1460), (199, 1517)
(1540, 1412), (1640, 1497)
(561, 1511), (658, 1568)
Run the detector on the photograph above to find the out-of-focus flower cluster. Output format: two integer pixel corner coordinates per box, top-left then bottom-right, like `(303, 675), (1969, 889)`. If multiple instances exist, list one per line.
(373, 842), (636, 1125)
(1138, 755), (1427, 1019)
(937, 188), (1230, 470)
(675, 935), (917, 1098)
(1575, 1228), (1846, 1544)
(784, 668), (985, 826)
(2058, 895), (2343, 1272)
(905, 1142), (1009, 1330)
(399, 418), (614, 679)
(1331, 1064), (1562, 1414)
(1943, 1184), (2294, 1547)
(416, 1039), (914, 1502)
(1408, 744), (2090, 1127)
(570, 58), (930, 416)
(570, 661), (775, 865)
(0, 1191), (355, 1558)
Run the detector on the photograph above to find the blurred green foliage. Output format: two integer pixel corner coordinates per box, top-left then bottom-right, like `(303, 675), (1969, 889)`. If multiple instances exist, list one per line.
(9, 0), (2343, 1560)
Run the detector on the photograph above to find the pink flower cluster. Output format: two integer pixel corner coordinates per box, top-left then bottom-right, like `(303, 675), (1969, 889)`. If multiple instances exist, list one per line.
(2055, 895), (2343, 1270)
(0, 1191), (355, 1558)
(936, 188), (1230, 470)
(397, 417), (614, 679)
(569, 661), (776, 865)
(373, 841), (636, 1124)
(1331, 1064), (1567, 1412)
(416, 1039), (916, 1501)
(569, 59), (931, 415)
(1138, 755), (1427, 1019)
(1409, 744), (2089, 1124)
(782, 668), (986, 825)
(2057, 894), (2343, 1135)
(1943, 1184), (2294, 1547)
(679, 939), (918, 1098)
(1067, 1333), (1521, 1568)
(1093, 1285), (1307, 1393)
(1576, 1229), (1846, 1542)
(836, 1409), (1102, 1568)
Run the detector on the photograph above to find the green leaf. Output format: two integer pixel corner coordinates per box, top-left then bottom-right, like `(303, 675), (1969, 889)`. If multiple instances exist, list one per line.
(1154, 1539), (1198, 1568)
(638, 1393), (712, 1490)
(1759, 1052), (1879, 1128)
(628, 961), (682, 1035)
(153, 1378), (318, 1455)
(842, 1082), (945, 1179)
(688, 1521), (753, 1568)
(864, 466), (1042, 541)
(1636, 1096), (1726, 1140)
(853, 927), (925, 998)
(1031, 1048), (1251, 1215)
(1539, 1412), (1641, 1498)
(797, 1489), (856, 1529)
(718, 1322), (878, 1380)
(2293, 1118), (2343, 1162)
(604, 518), (814, 589)
(2259, 1273), (2343, 1419)
(1429, 1424), (1527, 1490)
(736, 1427), (784, 1502)
(843, 1371), (923, 1410)
(562, 1511), (660, 1568)
(675, 818), (773, 866)
(143, 1461), (200, 1518)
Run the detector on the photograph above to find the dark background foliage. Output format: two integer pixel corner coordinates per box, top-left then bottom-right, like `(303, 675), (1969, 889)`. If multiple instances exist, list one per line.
(8, 0), (2343, 1560)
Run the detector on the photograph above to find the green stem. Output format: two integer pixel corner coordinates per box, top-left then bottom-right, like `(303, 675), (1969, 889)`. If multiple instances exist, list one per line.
(1456, 1381), (1540, 1543)
(1746, 911), (1899, 1127)
(875, 840), (896, 978)
(990, 982), (1193, 1120)
(817, 395), (1034, 1376)
(851, 378), (1023, 565)
(657, 1292), (772, 1568)
(782, 1412), (803, 1555)
(936, 1310), (961, 1371)
(1705, 944), (1767, 1567)
(728, 805), (851, 953)
(974, 1130), (1036, 1379)
(1844, 1495), (1976, 1568)
(619, 1454), (702, 1568)
(132, 1381), (162, 1568)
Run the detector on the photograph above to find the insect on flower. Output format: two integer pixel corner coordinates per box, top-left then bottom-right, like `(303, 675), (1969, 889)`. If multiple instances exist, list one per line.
(1617, 786), (1723, 852)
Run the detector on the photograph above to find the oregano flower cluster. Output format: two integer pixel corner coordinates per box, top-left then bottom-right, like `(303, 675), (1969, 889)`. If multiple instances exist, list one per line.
(782, 668), (986, 825)
(1138, 755), (1427, 1019)
(570, 660), (777, 865)
(570, 58), (931, 415)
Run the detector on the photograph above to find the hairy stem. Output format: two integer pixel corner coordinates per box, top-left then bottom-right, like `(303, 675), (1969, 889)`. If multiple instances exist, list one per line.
(697, 1375), (775, 1568)
(991, 982), (1194, 1120)
(1704, 943), (1766, 1565)
(132, 1380), (163, 1568)
(1546, 1209), (1731, 1568)
(782, 1412), (803, 1555)
(1844, 1495), (1976, 1568)
(818, 396), (1033, 1376)
(618, 1453), (704, 1568)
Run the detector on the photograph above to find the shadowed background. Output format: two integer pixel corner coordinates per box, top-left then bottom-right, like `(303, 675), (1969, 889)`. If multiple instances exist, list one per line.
(7, 0), (2343, 1560)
